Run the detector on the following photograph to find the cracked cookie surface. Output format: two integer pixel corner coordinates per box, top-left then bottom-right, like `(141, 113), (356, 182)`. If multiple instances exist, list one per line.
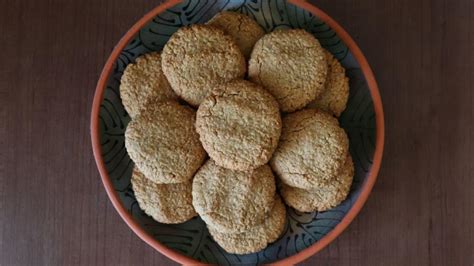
(207, 11), (265, 59)
(192, 160), (276, 233)
(161, 25), (246, 106)
(196, 80), (281, 171)
(248, 29), (327, 112)
(119, 52), (177, 118)
(131, 166), (197, 223)
(270, 109), (349, 189)
(207, 196), (286, 254)
(279, 155), (354, 212)
(125, 100), (206, 184)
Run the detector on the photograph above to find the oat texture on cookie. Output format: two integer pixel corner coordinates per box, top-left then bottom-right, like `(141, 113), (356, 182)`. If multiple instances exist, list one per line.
(207, 11), (265, 59)
(196, 80), (281, 171)
(119, 52), (177, 118)
(161, 25), (246, 106)
(248, 29), (328, 112)
(192, 160), (276, 233)
(270, 109), (349, 189)
(279, 155), (354, 212)
(208, 196), (286, 254)
(125, 100), (206, 184)
(309, 49), (349, 117)
(131, 167), (197, 224)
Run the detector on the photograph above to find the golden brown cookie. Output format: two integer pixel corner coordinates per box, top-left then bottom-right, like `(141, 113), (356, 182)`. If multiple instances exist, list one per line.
(279, 155), (354, 212)
(131, 166), (197, 224)
(309, 49), (349, 117)
(192, 160), (276, 233)
(125, 100), (206, 184)
(161, 25), (246, 106)
(270, 109), (349, 189)
(196, 80), (281, 171)
(208, 196), (286, 254)
(207, 11), (265, 58)
(119, 52), (177, 118)
(248, 29), (327, 112)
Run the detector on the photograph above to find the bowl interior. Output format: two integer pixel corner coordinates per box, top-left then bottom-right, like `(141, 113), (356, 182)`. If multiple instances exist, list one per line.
(98, 0), (376, 264)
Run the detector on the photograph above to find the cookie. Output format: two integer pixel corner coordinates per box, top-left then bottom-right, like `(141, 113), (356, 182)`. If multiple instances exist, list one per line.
(192, 160), (276, 233)
(119, 52), (177, 118)
(279, 155), (354, 212)
(125, 100), (206, 184)
(161, 25), (246, 106)
(208, 196), (286, 254)
(196, 80), (281, 171)
(207, 11), (265, 59)
(131, 166), (197, 224)
(308, 49), (349, 117)
(248, 29), (328, 112)
(270, 109), (349, 189)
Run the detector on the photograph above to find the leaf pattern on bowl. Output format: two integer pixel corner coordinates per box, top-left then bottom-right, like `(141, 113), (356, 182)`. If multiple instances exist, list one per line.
(98, 0), (374, 264)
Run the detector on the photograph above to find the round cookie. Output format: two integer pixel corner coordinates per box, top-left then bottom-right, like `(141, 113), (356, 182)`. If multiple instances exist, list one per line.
(131, 166), (197, 224)
(196, 80), (281, 171)
(119, 52), (177, 118)
(248, 29), (328, 112)
(279, 155), (354, 212)
(309, 49), (349, 117)
(125, 100), (206, 184)
(270, 109), (349, 189)
(208, 196), (286, 254)
(192, 160), (276, 233)
(207, 11), (265, 58)
(161, 25), (246, 106)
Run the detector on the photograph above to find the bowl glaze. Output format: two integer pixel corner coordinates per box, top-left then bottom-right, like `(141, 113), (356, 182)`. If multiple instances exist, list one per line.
(91, 0), (385, 264)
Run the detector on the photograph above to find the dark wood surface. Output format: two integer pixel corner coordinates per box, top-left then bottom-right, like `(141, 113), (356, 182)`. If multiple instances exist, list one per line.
(1, 0), (473, 265)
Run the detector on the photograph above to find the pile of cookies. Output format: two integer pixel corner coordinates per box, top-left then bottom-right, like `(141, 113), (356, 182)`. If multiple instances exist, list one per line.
(121, 11), (351, 254)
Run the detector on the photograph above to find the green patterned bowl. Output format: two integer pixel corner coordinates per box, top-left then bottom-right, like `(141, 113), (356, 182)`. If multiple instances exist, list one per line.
(91, 0), (385, 264)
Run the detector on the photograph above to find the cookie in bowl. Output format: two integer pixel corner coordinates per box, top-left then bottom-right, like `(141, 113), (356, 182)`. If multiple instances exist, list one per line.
(207, 196), (286, 254)
(308, 49), (350, 117)
(192, 160), (276, 233)
(119, 52), (176, 118)
(125, 100), (206, 184)
(207, 11), (265, 59)
(131, 167), (197, 224)
(161, 24), (246, 106)
(248, 29), (328, 112)
(279, 155), (354, 212)
(196, 80), (281, 171)
(270, 109), (349, 189)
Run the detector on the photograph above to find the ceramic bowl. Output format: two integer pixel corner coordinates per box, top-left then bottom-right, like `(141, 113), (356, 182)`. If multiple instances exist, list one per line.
(91, 0), (384, 264)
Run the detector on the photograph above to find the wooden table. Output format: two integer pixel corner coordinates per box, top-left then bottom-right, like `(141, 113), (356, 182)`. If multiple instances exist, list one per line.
(1, 0), (473, 265)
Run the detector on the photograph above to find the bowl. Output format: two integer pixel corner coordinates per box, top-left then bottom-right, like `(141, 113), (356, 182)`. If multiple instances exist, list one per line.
(90, 0), (385, 264)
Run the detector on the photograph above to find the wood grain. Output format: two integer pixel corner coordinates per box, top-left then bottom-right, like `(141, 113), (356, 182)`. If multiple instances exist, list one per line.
(1, 0), (473, 265)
